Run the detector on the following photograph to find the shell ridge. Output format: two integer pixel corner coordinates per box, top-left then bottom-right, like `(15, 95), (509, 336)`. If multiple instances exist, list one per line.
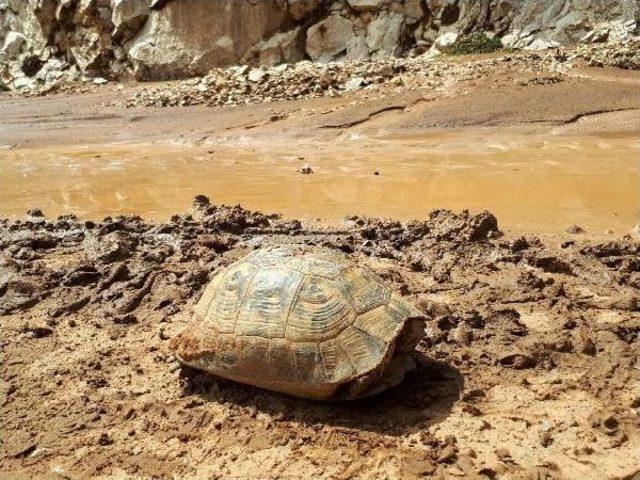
(318, 342), (331, 382)
(232, 265), (262, 335)
(201, 270), (225, 321)
(336, 341), (358, 374)
(351, 323), (389, 346)
(282, 272), (309, 337)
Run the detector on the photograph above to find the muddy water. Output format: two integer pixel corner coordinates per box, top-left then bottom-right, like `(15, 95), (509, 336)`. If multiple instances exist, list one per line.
(1, 130), (638, 234)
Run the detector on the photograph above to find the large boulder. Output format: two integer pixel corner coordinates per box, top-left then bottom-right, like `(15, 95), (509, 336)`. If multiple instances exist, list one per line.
(306, 14), (357, 62)
(111, 0), (150, 41)
(505, 0), (638, 48)
(366, 12), (404, 58)
(253, 27), (306, 67)
(127, 0), (293, 80)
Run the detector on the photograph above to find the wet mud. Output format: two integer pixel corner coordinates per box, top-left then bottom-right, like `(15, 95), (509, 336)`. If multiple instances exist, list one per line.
(1, 198), (639, 479)
(1, 130), (638, 235)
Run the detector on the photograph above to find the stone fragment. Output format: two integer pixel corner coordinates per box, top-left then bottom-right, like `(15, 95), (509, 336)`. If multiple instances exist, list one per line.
(2, 32), (27, 57)
(348, 0), (385, 12)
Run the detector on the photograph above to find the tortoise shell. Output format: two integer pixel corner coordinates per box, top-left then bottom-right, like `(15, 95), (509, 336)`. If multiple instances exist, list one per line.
(170, 246), (425, 400)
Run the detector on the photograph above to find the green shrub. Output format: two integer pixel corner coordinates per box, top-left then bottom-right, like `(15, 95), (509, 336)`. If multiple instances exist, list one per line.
(442, 32), (503, 55)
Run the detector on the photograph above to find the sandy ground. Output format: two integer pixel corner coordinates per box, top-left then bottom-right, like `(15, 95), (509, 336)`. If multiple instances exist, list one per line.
(1, 58), (640, 479)
(2, 66), (640, 149)
(1, 204), (639, 479)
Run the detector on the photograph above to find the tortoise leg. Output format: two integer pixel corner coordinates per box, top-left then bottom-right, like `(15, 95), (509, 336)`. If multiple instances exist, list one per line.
(395, 317), (426, 353)
(337, 352), (416, 400)
(356, 353), (417, 398)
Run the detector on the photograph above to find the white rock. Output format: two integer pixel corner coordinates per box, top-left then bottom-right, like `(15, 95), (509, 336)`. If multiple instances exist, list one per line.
(50, 465), (66, 475)
(248, 68), (267, 83)
(35, 58), (67, 83)
(423, 47), (442, 59)
(501, 33), (518, 48)
(344, 76), (364, 91)
(2, 31), (26, 57)
(524, 38), (561, 51)
(12, 76), (36, 90)
(271, 63), (290, 74)
(232, 65), (249, 77)
(347, 0), (385, 12)
(434, 32), (459, 49)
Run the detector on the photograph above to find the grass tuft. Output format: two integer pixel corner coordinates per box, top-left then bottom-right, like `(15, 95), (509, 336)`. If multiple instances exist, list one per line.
(442, 32), (503, 55)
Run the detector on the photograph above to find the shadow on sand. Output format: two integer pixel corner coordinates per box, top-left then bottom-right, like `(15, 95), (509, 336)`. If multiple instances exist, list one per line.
(179, 353), (463, 436)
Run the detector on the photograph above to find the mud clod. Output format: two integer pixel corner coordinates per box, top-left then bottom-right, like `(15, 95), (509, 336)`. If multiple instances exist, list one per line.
(27, 209), (44, 218)
(51, 294), (91, 318)
(22, 323), (53, 338)
(498, 353), (537, 370)
(1, 199), (639, 479)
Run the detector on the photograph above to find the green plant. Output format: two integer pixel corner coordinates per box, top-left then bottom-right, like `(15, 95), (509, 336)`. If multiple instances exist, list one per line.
(442, 32), (503, 55)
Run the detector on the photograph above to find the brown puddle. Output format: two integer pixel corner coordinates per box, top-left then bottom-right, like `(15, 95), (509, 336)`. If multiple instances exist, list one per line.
(1, 130), (639, 234)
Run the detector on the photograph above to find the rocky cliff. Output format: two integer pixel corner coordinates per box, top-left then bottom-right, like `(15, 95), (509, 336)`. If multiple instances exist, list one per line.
(1, 0), (638, 89)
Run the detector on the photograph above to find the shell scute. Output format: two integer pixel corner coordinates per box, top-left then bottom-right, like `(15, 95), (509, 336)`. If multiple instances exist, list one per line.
(193, 272), (224, 322)
(234, 336), (271, 379)
(285, 275), (356, 342)
(291, 343), (325, 383)
(287, 255), (349, 278)
(342, 267), (391, 314)
(354, 304), (403, 342)
(388, 293), (423, 319)
(268, 338), (294, 382)
(209, 262), (258, 333)
(235, 267), (304, 338)
(337, 326), (386, 373)
(319, 339), (357, 383)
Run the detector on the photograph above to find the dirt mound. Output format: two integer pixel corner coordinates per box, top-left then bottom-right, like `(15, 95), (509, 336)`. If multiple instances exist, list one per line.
(1, 199), (639, 479)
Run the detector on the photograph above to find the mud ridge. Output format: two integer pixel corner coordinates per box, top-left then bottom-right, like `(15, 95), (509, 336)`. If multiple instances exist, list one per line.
(1, 198), (639, 479)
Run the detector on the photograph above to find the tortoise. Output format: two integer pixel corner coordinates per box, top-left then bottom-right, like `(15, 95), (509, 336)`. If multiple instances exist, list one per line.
(170, 246), (426, 400)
